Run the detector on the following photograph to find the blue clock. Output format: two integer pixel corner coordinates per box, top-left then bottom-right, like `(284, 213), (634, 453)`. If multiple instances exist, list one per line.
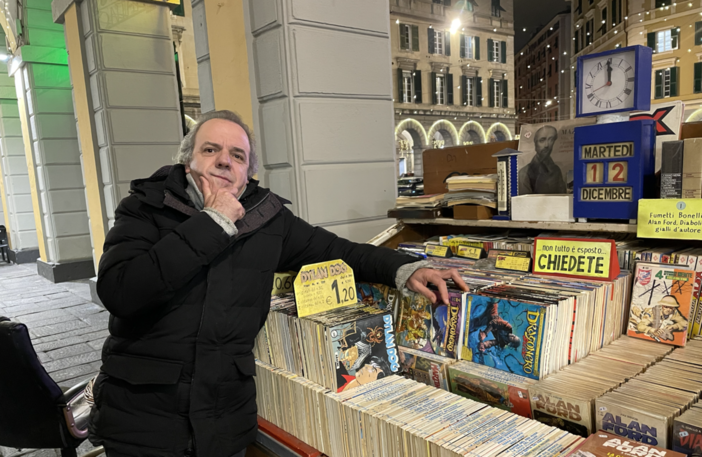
(576, 45), (652, 117)
(573, 120), (656, 220)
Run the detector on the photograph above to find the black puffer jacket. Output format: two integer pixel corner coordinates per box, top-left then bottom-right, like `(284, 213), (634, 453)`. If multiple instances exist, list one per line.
(88, 165), (417, 457)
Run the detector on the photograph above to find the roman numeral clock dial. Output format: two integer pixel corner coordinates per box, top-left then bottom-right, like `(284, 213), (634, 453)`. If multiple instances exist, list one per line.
(580, 50), (637, 115)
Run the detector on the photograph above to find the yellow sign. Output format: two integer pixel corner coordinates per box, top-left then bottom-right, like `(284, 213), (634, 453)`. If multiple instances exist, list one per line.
(271, 272), (296, 295)
(533, 239), (611, 278)
(294, 260), (356, 318)
(495, 255), (531, 272)
(457, 246), (482, 260)
(638, 199), (702, 240)
(425, 245), (451, 258)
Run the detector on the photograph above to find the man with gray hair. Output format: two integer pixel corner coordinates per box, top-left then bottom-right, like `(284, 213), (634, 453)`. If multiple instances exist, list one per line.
(88, 110), (466, 457)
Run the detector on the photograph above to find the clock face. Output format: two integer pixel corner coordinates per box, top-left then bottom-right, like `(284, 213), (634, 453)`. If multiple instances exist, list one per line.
(580, 50), (636, 115)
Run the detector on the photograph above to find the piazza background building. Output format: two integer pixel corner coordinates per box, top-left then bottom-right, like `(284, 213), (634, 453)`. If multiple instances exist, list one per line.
(390, 0), (517, 176)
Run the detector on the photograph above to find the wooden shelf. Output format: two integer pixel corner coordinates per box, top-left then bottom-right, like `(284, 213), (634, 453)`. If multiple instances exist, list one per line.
(399, 218), (638, 233)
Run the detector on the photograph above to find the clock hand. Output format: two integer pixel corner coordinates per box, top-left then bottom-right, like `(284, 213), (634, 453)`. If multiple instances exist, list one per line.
(606, 59), (612, 84)
(592, 81), (612, 92)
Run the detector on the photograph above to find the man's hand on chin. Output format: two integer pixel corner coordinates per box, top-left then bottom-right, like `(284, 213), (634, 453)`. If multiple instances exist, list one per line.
(201, 176), (245, 223)
(406, 268), (470, 304)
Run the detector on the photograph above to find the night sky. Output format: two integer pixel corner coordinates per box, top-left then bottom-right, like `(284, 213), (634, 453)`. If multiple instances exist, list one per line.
(514, 0), (572, 52)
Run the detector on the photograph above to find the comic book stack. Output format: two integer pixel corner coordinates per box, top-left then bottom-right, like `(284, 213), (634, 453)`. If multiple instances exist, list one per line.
(253, 293), (298, 370)
(673, 397), (702, 455)
(528, 336), (672, 437)
(448, 360), (536, 419)
(627, 261), (696, 346)
(595, 337), (702, 449)
(565, 430), (686, 457)
(256, 360), (586, 457)
(398, 346), (455, 390)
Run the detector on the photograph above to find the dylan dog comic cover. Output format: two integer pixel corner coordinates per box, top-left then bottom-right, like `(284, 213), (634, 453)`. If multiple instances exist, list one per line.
(330, 312), (400, 393)
(460, 294), (547, 380)
(627, 262), (694, 346)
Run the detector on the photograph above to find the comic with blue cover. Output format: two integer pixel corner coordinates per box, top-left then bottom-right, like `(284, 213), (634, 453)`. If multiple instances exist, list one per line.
(460, 294), (547, 380)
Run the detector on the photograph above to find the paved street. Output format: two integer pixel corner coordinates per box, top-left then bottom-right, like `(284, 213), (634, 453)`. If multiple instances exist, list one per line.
(0, 261), (107, 457)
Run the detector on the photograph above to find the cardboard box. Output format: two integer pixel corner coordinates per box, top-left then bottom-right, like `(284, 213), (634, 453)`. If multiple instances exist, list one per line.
(422, 141), (519, 195)
(453, 205), (495, 220)
(681, 121), (702, 140)
(682, 138), (702, 198)
(511, 195), (575, 222)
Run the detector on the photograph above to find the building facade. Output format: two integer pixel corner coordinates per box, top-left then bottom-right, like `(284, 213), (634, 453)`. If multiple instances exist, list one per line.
(516, 10), (572, 131)
(628, 0), (702, 122)
(570, 0), (628, 117)
(390, 0), (517, 176)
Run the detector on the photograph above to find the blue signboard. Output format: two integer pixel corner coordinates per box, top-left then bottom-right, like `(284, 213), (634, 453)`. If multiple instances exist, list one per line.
(573, 120), (656, 219)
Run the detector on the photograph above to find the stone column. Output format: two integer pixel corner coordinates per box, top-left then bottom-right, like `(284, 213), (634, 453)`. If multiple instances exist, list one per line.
(6, 0), (94, 281)
(193, 0), (398, 243)
(52, 0), (183, 273)
(0, 35), (40, 263)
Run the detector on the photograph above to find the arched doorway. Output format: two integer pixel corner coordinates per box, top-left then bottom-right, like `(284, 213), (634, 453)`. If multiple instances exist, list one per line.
(397, 127), (424, 177)
(458, 121), (486, 145)
(486, 123), (513, 143)
(432, 129), (455, 149)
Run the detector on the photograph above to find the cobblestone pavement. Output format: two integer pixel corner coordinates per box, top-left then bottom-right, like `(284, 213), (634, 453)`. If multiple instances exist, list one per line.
(0, 262), (107, 457)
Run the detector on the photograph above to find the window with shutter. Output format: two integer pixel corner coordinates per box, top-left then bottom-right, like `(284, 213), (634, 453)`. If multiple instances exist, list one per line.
(487, 38), (494, 62)
(695, 63), (702, 93)
(500, 41), (506, 64)
(397, 68), (404, 101)
(414, 70), (423, 103)
(671, 27), (680, 50)
(475, 76), (482, 106)
(428, 28), (435, 54)
(670, 66), (678, 96)
(412, 25), (419, 51)
(656, 0), (671, 6)
(600, 8), (607, 35)
(400, 24), (409, 51)
(460, 35), (466, 58)
(462, 75), (468, 105)
(502, 80), (508, 108)
(444, 31), (451, 56)
(431, 72), (438, 104)
(475, 37), (480, 60)
(436, 74), (446, 105)
(401, 71), (414, 103)
(489, 78), (495, 107)
(647, 32), (655, 50)
(447, 73), (454, 105)
(655, 70), (663, 98)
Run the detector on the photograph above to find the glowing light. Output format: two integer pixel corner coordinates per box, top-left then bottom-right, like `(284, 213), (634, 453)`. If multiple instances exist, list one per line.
(450, 18), (461, 34)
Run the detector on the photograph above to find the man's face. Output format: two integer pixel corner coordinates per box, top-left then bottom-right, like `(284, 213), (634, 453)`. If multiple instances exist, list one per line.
(662, 306), (675, 318)
(355, 363), (383, 384)
(185, 119), (250, 196)
(534, 127), (558, 158)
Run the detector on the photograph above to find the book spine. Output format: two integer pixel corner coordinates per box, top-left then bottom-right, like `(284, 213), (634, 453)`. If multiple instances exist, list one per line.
(660, 140), (683, 199)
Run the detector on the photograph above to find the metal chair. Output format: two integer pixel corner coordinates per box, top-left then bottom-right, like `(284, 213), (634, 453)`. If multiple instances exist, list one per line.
(0, 316), (104, 457)
(0, 225), (9, 263)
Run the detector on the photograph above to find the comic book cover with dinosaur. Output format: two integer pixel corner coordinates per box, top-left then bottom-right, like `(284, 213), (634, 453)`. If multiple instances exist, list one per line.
(460, 294), (547, 380)
(330, 312), (400, 393)
(627, 262), (694, 346)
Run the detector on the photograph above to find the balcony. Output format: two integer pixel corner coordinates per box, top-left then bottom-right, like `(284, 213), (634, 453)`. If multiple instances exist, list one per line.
(390, 0), (447, 22)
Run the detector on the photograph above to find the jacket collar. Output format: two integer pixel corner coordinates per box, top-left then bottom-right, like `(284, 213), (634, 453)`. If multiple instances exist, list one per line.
(129, 165), (289, 238)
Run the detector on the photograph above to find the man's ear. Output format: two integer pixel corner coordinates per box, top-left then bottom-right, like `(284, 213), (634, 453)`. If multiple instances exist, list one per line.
(185, 163), (191, 173)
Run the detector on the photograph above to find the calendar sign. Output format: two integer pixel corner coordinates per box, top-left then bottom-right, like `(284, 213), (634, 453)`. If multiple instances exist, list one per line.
(573, 120), (656, 219)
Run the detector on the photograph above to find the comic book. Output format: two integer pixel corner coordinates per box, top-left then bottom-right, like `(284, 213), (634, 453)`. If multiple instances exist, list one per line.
(627, 262), (695, 346)
(328, 311), (400, 393)
(398, 346), (455, 391)
(356, 282), (399, 317)
(672, 408), (702, 456)
(448, 360), (534, 418)
(459, 294), (547, 380)
(397, 291), (465, 358)
(566, 431), (685, 457)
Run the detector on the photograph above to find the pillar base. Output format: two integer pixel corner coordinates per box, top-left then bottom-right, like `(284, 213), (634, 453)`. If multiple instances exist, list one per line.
(8, 248), (40, 264)
(89, 276), (103, 306)
(37, 258), (95, 283)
